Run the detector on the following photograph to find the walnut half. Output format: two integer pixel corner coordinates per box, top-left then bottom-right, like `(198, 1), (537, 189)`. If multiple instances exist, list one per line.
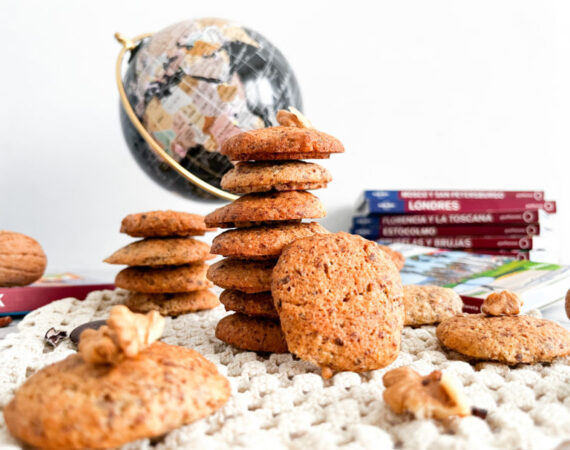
(481, 290), (523, 316)
(276, 107), (313, 128)
(383, 367), (471, 420)
(79, 305), (165, 365)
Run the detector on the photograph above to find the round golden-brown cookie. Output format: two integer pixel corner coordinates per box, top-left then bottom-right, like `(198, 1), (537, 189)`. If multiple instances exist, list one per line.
(436, 314), (570, 364)
(126, 290), (219, 316)
(105, 237), (211, 266)
(115, 263), (211, 293)
(403, 285), (463, 326)
(207, 258), (276, 293)
(565, 289), (570, 319)
(219, 290), (278, 319)
(221, 126), (345, 161)
(3, 341), (230, 449)
(272, 232), (404, 374)
(377, 244), (406, 271)
(120, 210), (211, 237)
(205, 191), (326, 228)
(211, 222), (329, 259)
(0, 231), (47, 287)
(215, 313), (288, 353)
(221, 161), (332, 194)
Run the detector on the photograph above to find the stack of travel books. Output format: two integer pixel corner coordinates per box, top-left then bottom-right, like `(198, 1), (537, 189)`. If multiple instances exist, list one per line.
(351, 190), (558, 261)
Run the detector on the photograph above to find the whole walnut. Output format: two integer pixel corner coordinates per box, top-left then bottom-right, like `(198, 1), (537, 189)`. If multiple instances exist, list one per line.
(0, 231), (47, 287)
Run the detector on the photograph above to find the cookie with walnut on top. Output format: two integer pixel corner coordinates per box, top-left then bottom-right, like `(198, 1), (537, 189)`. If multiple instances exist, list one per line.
(437, 290), (570, 364)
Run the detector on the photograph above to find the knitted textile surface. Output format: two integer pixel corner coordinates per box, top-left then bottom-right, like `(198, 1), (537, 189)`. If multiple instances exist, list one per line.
(0, 289), (569, 450)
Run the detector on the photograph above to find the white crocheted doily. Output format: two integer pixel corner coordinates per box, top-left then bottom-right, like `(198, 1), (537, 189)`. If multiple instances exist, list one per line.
(1, 290), (569, 450)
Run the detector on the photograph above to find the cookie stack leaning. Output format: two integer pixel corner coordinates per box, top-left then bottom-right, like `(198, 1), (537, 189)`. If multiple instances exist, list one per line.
(205, 108), (344, 353)
(106, 210), (219, 316)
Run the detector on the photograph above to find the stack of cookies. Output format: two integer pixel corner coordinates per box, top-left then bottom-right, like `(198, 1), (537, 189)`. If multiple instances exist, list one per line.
(205, 108), (344, 353)
(106, 210), (219, 316)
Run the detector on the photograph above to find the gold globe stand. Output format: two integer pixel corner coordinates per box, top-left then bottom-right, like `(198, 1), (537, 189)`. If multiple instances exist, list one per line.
(115, 32), (238, 201)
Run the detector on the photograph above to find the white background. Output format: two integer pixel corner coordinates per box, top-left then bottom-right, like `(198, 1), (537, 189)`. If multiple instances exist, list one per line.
(1, 0), (569, 280)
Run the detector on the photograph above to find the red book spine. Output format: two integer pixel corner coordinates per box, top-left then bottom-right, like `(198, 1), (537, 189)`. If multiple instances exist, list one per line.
(463, 249), (531, 260)
(395, 190), (544, 200)
(400, 199), (556, 214)
(461, 296), (484, 313)
(379, 224), (539, 237)
(380, 236), (537, 249)
(377, 210), (541, 226)
(0, 284), (115, 315)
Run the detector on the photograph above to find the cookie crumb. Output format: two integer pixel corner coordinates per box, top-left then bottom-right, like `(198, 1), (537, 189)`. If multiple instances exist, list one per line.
(0, 316), (13, 328)
(321, 367), (334, 379)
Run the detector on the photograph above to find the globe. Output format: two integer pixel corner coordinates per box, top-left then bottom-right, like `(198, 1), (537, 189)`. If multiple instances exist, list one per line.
(119, 18), (303, 200)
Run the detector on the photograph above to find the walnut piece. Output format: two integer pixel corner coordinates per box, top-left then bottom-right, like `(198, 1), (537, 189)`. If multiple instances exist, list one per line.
(276, 107), (313, 128)
(481, 290), (523, 316)
(383, 367), (471, 420)
(79, 305), (165, 365)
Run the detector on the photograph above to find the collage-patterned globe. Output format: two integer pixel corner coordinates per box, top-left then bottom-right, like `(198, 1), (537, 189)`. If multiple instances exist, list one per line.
(119, 18), (303, 200)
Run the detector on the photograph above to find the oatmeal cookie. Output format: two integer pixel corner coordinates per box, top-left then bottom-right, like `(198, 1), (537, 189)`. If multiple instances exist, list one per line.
(4, 307), (229, 449)
(272, 232), (404, 375)
(105, 237), (211, 266)
(205, 191), (326, 228)
(4, 342), (229, 449)
(115, 263), (211, 293)
(120, 210), (211, 237)
(219, 290), (278, 319)
(211, 222), (328, 259)
(221, 161), (332, 194)
(436, 314), (570, 364)
(126, 290), (219, 316)
(221, 126), (344, 161)
(377, 244), (406, 271)
(403, 285), (463, 326)
(207, 259), (276, 294)
(215, 313), (288, 353)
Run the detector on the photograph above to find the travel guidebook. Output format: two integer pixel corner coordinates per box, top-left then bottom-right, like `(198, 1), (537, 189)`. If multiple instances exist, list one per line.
(391, 243), (570, 313)
(0, 273), (114, 315)
(357, 190), (556, 215)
